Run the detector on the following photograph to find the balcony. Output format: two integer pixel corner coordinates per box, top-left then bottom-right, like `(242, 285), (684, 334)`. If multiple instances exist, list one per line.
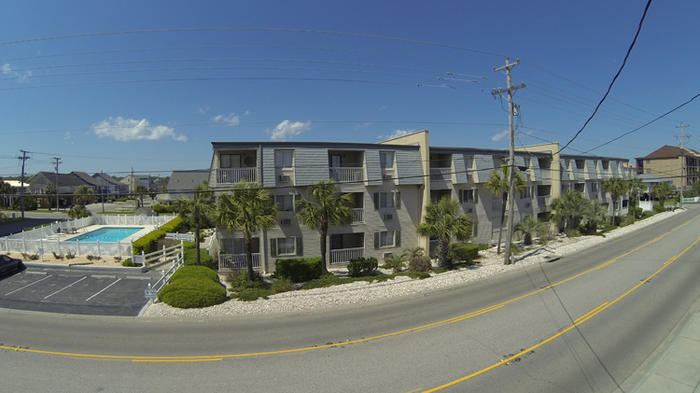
(351, 208), (364, 224)
(216, 168), (257, 184)
(329, 247), (364, 264)
(330, 167), (363, 182)
(218, 253), (261, 271)
(430, 167), (452, 181)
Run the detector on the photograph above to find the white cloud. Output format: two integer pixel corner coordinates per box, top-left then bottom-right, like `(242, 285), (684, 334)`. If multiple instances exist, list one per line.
(63, 131), (72, 140)
(491, 129), (509, 142)
(2, 63), (31, 82)
(379, 129), (413, 140)
(268, 120), (311, 141)
(196, 106), (210, 115)
(211, 112), (241, 127)
(92, 117), (188, 142)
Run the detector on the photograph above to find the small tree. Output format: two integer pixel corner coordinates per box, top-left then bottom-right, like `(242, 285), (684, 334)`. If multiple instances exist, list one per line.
(651, 182), (674, 207)
(602, 177), (629, 225)
(485, 165), (525, 254)
(135, 185), (148, 208)
(551, 190), (588, 231)
(68, 205), (91, 219)
(175, 183), (216, 267)
(417, 197), (473, 269)
(515, 215), (544, 245)
(74, 185), (96, 207)
(45, 183), (57, 211)
(627, 177), (645, 211)
(217, 182), (277, 280)
(581, 199), (607, 234)
(295, 180), (353, 275)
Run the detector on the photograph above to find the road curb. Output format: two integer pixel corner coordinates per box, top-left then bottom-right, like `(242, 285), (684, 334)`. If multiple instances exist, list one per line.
(23, 262), (144, 273)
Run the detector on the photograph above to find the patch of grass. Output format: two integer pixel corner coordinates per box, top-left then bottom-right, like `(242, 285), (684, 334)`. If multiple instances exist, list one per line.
(233, 288), (274, 301)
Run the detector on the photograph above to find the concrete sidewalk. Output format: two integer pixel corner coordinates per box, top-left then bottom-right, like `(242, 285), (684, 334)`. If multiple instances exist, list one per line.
(629, 309), (700, 393)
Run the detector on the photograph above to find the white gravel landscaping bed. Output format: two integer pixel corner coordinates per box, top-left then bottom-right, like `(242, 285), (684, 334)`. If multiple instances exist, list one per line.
(141, 209), (684, 319)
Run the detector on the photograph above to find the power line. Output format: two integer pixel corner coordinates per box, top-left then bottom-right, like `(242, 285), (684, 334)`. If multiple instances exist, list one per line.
(559, 0), (653, 153)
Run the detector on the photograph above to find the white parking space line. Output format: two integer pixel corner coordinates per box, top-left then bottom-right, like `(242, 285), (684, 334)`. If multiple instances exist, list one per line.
(85, 278), (122, 302)
(91, 274), (116, 279)
(126, 276), (151, 280)
(25, 271), (47, 275)
(4, 275), (53, 296)
(42, 276), (87, 300)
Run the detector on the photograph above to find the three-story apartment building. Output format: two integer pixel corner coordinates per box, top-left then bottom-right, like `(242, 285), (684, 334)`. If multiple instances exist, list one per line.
(209, 131), (630, 273)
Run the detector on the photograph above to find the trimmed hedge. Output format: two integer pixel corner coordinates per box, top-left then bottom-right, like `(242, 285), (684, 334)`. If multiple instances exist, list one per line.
(170, 265), (219, 283)
(274, 258), (323, 283)
(157, 277), (227, 308)
(152, 204), (178, 214)
(132, 216), (184, 255)
(183, 242), (215, 269)
(448, 243), (481, 264)
(347, 257), (378, 277)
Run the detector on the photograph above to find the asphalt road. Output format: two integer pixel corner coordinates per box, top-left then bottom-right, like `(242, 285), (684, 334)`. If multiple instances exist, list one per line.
(1, 207), (699, 393)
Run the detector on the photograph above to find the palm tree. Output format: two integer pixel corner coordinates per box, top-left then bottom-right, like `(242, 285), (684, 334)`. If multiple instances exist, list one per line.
(627, 177), (645, 215)
(295, 180), (353, 275)
(417, 197), (473, 269)
(581, 199), (607, 234)
(551, 190), (587, 231)
(651, 181), (674, 207)
(602, 177), (629, 225)
(515, 215), (544, 245)
(45, 183), (57, 211)
(485, 165), (526, 253)
(175, 183), (216, 267)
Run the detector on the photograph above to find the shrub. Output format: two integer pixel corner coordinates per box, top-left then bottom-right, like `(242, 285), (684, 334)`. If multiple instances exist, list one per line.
(620, 214), (636, 227)
(12, 196), (37, 211)
(121, 258), (138, 267)
(641, 210), (655, 219)
(157, 277), (227, 308)
(183, 242), (215, 269)
(226, 270), (266, 290)
(52, 252), (64, 260)
(653, 202), (666, 213)
(632, 207), (644, 219)
(65, 251), (75, 259)
(565, 229), (581, 238)
(113, 256), (121, 262)
(152, 204), (177, 214)
(233, 288), (274, 301)
(132, 216), (184, 255)
(86, 255), (101, 261)
(347, 257), (378, 277)
(274, 258), (322, 283)
(404, 247), (432, 273)
(303, 274), (344, 289)
(28, 253), (40, 260)
(68, 205), (91, 219)
(448, 242), (481, 264)
(271, 278), (294, 294)
(170, 265), (219, 283)
(381, 255), (405, 273)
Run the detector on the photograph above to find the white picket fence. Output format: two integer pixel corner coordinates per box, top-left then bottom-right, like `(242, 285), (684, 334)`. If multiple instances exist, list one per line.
(0, 215), (177, 257)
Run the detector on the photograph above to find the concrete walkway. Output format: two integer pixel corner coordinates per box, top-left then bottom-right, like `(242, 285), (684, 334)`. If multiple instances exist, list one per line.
(630, 308), (700, 393)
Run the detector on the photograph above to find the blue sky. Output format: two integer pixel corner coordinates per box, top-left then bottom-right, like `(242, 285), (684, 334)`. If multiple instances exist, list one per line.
(1, 0), (698, 178)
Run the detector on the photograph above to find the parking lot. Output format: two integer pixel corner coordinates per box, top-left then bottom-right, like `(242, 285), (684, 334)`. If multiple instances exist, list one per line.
(0, 265), (158, 316)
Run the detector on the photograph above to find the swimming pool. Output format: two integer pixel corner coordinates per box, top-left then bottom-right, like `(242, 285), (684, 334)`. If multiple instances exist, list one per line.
(66, 227), (144, 243)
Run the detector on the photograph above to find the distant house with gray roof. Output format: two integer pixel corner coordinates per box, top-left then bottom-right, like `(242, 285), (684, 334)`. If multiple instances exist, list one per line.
(161, 170), (209, 201)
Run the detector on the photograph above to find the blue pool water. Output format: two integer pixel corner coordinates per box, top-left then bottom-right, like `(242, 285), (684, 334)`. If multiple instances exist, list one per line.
(66, 227), (144, 243)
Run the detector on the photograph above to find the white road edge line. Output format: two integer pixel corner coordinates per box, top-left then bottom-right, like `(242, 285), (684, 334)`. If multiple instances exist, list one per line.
(85, 278), (121, 302)
(42, 276), (87, 300)
(4, 275), (53, 296)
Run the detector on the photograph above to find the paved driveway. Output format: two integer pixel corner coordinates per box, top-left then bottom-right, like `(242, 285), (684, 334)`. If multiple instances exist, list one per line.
(0, 264), (157, 316)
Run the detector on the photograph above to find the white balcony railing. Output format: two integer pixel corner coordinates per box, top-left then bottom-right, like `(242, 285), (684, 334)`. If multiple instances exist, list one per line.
(351, 208), (364, 224)
(329, 247), (364, 264)
(219, 253), (261, 271)
(329, 167), (363, 182)
(216, 168), (257, 184)
(430, 167), (452, 181)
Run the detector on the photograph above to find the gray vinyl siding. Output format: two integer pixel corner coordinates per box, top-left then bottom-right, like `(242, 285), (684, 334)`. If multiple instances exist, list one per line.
(395, 149), (423, 185)
(453, 154), (468, 184)
(514, 155), (525, 168)
(474, 154), (492, 183)
(294, 147), (329, 186)
(365, 149), (382, 186)
(611, 160), (619, 177)
(261, 147), (276, 187)
(586, 159), (597, 180)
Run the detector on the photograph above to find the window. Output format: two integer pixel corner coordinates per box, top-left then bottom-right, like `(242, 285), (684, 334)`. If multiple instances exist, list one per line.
(276, 238), (296, 256)
(275, 194), (294, 212)
(602, 160), (610, 170)
(538, 157), (551, 169)
(537, 185), (551, 197)
(459, 189), (477, 204)
(275, 150), (293, 168)
(379, 151), (394, 169)
(220, 153), (241, 168)
(519, 186), (532, 199)
(574, 183), (585, 192)
(373, 192), (400, 209)
(590, 182), (599, 193)
(374, 231), (397, 248)
(576, 160), (585, 169)
(646, 159), (651, 165)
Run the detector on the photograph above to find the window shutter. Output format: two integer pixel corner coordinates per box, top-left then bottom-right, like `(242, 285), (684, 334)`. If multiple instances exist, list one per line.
(374, 232), (380, 249)
(296, 237), (303, 256)
(395, 231), (401, 247)
(458, 190), (464, 204)
(394, 191), (401, 209)
(474, 190), (478, 203)
(373, 193), (379, 210)
(270, 238), (278, 257)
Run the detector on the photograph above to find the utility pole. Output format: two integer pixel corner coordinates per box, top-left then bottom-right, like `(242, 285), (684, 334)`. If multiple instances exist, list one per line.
(53, 157), (62, 211)
(17, 150), (30, 219)
(101, 170), (105, 214)
(675, 122), (691, 209)
(492, 58), (526, 265)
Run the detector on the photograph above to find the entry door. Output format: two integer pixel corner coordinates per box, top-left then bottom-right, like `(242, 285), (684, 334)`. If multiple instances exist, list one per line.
(331, 155), (341, 168)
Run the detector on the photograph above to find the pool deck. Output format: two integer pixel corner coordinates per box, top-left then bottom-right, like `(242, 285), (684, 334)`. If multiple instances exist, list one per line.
(55, 225), (155, 243)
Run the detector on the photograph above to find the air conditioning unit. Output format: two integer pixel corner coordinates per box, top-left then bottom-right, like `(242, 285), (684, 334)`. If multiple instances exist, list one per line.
(280, 218), (291, 226)
(278, 175), (291, 183)
(382, 213), (394, 220)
